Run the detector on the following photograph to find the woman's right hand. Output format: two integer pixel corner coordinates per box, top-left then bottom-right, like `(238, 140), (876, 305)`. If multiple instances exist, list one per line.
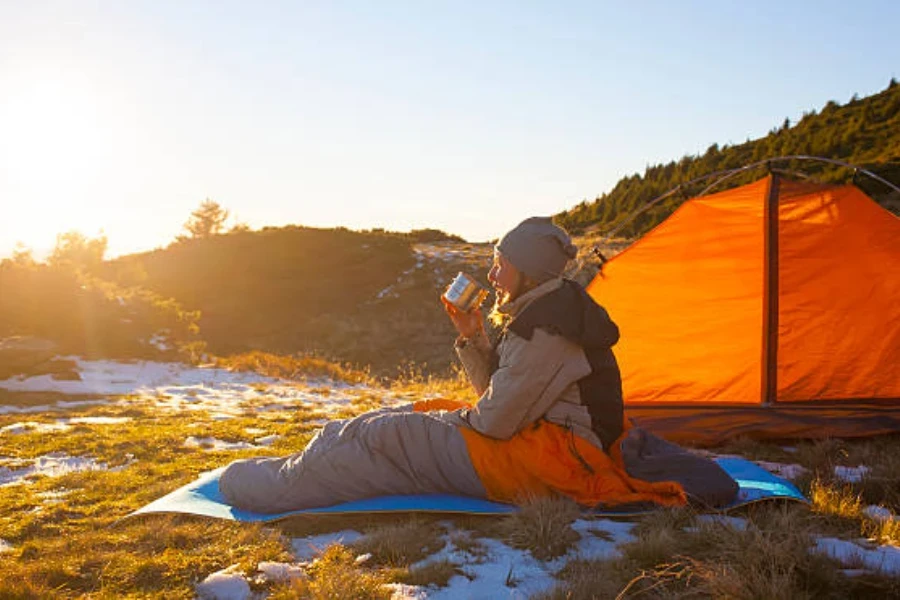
(441, 296), (485, 340)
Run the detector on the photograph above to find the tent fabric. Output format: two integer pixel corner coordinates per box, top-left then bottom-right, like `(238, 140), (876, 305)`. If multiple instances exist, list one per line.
(586, 175), (900, 442)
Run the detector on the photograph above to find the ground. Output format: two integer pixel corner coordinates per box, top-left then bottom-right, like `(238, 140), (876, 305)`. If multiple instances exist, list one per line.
(0, 357), (898, 599)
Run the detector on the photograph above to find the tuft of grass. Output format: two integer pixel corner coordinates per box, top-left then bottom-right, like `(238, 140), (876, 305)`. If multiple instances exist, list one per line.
(496, 495), (581, 561)
(398, 559), (462, 588)
(862, 513), (900, 546)
(809, 477), (863, 520)
(351, 519), (446, 567)
(269, 544), (391, 600)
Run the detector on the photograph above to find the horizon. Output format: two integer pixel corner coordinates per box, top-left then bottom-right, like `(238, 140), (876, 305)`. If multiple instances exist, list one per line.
(2, 1), (898, 260)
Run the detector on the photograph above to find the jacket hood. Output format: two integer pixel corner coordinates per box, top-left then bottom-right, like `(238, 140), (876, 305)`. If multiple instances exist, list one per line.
(507, 279), (619, 349)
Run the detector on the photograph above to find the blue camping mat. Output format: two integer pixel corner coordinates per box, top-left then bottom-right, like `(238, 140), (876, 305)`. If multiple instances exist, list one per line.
(128, 457), (807, 522)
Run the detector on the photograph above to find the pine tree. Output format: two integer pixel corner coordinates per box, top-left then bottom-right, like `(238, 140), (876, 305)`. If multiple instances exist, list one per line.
(180, 199), (230, 240)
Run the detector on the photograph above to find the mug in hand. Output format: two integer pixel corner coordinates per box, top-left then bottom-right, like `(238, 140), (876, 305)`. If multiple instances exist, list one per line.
(443, 272), (489, 312)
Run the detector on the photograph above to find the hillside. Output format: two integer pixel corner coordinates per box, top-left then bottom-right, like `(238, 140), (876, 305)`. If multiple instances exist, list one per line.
(556, 79), (900, 238)
(101, 227), (498, 376)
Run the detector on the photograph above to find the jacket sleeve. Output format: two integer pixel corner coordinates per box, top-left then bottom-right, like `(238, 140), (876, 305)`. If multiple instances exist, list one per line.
(461, 328), (591, 440)
(455, 331), (495, 396)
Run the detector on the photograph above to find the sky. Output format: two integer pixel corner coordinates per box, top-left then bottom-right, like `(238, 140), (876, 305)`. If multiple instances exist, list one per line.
(1, 1), (898, 259)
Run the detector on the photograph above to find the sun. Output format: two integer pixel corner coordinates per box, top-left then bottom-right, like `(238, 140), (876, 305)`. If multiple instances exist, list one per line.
(0, 69), (118, 255)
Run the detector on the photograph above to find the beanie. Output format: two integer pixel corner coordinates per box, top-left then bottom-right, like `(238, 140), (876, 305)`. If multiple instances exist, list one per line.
(495, 217), (577, 283)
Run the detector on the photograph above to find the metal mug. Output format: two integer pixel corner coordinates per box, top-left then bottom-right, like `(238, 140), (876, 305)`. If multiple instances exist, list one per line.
(443, 272), (489, 312)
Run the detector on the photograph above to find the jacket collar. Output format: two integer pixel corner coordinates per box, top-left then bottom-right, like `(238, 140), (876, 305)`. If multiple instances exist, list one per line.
(497, 278), (564, 320)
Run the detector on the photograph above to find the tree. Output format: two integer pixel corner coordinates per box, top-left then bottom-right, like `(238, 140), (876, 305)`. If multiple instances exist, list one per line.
(48, 231), (107, 272)
(180, 199), (229, 240)
(9, 242), (36, 267)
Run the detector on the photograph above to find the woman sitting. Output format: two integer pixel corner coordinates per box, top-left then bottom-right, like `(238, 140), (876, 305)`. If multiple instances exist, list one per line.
(219, 217), (736, 513)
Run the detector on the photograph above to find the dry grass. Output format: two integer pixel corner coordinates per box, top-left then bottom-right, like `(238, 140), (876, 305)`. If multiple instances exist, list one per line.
(217, 350), (372, 385)
(2, 360), (899, 598)
(350, 519), (447, 567)
(269, 545), (390, 600)
(541, 504), (900, 600)
(495, 495), (582, 560)
(388, 362), (478, 402)
(398, 559), (463, 587)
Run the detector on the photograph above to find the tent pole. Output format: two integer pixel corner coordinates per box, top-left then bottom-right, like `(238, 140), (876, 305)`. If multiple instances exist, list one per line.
(761, 172), (781, 406)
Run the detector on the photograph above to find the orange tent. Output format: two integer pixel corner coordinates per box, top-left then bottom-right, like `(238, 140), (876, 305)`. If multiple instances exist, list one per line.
(586, 174), (900, 444)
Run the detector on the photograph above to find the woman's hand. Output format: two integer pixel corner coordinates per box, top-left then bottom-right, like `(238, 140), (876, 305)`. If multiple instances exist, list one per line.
(441, 296), (485, 340)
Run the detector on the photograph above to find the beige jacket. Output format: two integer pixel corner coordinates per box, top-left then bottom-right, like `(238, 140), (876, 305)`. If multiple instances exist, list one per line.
(453, 278), (605, 448)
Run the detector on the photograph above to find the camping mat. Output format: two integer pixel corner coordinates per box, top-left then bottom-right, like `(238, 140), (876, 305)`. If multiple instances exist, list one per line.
(127, 457), (807, 522)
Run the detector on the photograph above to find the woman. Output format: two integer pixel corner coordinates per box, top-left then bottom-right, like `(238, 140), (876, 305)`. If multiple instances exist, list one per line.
(219, 218), (734, 513)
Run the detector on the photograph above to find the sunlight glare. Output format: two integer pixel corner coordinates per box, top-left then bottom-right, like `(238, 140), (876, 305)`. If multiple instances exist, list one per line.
(0, 69), (119, 253)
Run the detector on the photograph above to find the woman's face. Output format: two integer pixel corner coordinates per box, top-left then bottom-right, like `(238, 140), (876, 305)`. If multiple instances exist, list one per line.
(488, 251), (522, 302)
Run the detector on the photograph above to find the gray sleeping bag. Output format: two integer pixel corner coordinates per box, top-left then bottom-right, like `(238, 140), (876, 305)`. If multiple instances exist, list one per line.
(219, 407), (486, 513)
(619, 426), (739, 508)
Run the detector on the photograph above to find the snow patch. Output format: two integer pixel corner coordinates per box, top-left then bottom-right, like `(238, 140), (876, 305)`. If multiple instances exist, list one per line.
(693, 514), (749, 531)
(834, 465), (870, 483)
(0, 416), (131, 435)
(0, 399), (109, 415)
(195, 564), (251, 600)
(1, 421), (70, 434)
(0, 539), (13, 553)
(184, 437), (258, 451)
(421, 536), (558, 599)
(814, 537), (900, 576)
(755, 460), (808, 480)
(291, 530), (363, 561)
(0, 453), (109, 486)
(864, 505), (894, 522)
(255, 561), (306, 583)
(0, 358), (273, 396)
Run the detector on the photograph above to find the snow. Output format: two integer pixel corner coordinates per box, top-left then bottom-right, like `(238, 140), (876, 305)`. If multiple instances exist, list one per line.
(834, 465), (870, 483)
(755, 460), (808, 480)
(693, 514), (749, 531)
(0, 358), (398, 421)
(36, 488), (71, 503)
(0, 357), (273, 396)
(864, 505), (894, 521)
(195, 565), (251, 600)
(255, 561), (306, 583)
(813, 537), (900, 576)
(419, 536), (557, 599)
(4, 354), (897, 596)
(1, 421), (70, 434)
(291, 530), (363, 561)
(0, 399), (108, 415)
(386, 583), (429, 599)
(184, 437), (258, 451)
(396, 519), (636, 600)
(0, 453), (109, 486)
(0, 416), (131, 435)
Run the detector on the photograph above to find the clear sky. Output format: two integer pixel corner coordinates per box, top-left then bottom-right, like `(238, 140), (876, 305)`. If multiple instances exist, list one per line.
(1, 1), (898, 259)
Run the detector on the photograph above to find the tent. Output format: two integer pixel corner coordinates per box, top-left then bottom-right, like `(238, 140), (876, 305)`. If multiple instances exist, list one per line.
(586, 174), (900, 445)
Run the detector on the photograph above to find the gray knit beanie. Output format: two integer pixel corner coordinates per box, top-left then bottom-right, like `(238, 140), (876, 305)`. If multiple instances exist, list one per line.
(496, 217), (578, 283)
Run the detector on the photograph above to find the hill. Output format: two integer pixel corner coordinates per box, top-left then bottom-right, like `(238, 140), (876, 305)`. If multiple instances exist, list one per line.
(101, 227), (496, 376)
(556, 79), (900, 238)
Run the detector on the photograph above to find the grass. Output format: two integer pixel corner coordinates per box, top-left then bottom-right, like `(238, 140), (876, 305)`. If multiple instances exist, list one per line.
(1, 356), (899, 598)
(543, 505), (900, 599)
(495, 495), (583, 561)
(216, 350), (372, 385)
